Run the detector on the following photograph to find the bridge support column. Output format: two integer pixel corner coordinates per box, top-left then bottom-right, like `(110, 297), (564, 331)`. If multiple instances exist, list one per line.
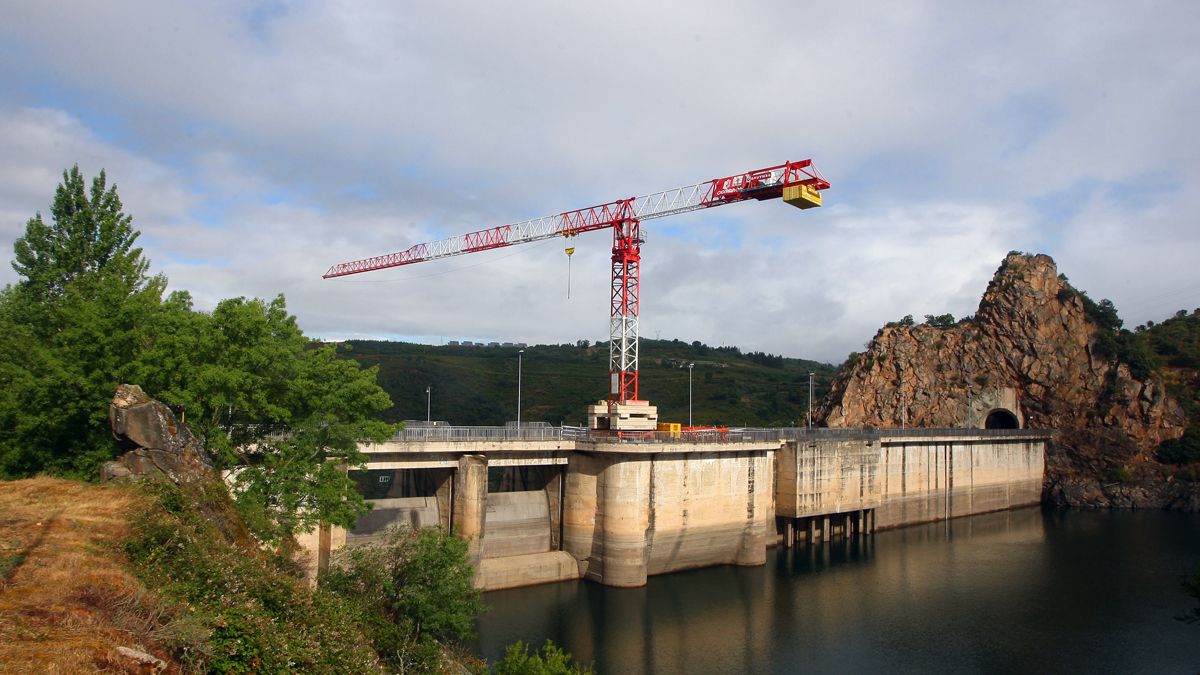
(821, 515), (830, 543)
(453, 454), (488, 567)
(807, 518), (817, 544)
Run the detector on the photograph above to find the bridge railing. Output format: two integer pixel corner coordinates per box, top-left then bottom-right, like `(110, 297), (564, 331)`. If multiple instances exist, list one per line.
(391, 425), (572, 442)
(387, 424), (1052, 444)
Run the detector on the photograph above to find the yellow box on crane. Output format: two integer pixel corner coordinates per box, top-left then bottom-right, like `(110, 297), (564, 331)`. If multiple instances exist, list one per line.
(783, 183), (822, 209)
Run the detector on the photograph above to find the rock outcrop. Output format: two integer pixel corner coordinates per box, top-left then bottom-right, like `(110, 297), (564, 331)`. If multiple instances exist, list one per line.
(819, 253), (1194, 509)
(101, 384), (215, 483)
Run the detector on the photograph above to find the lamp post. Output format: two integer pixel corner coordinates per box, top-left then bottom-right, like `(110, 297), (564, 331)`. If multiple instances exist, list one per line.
(807, 372), (815, 430)
(426, 386), (431, 423)
(517, 349), (524, 431)
(687, 363), (695, 427)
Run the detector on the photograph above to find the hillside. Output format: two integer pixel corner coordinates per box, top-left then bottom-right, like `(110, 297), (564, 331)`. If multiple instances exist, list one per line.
(339, 338), (836, 428)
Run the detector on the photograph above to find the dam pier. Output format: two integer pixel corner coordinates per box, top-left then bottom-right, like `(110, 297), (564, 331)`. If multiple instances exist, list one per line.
(304, 425), (1047, 590)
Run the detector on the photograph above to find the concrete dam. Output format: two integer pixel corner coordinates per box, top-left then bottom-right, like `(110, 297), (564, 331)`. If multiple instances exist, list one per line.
(306, 426), (1047, 590)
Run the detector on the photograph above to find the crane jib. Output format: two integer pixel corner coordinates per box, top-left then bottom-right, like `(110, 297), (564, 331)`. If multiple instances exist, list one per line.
(322, 159), (826, 278)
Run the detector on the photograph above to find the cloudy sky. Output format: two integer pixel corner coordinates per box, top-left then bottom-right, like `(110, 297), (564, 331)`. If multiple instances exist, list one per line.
(1, 1), (1197, 364)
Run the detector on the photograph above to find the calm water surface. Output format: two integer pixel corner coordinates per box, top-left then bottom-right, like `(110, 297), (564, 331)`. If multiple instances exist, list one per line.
(474, 508), (1200, 674)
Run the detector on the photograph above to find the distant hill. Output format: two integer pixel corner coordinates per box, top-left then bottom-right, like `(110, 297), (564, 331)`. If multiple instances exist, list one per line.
(337, 339), (836, 428)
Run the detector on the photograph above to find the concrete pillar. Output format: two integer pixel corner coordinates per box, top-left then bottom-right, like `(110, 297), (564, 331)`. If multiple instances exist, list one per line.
(435, 469), (454, 531)
(843, 514), (852, 539)
(546, 466), (564, 551)
(736, 453), (767, 566)
(821, 516), (830, 543)
(784, 520), (795, 549)
(807, 517), (817, 544)
(563, 454), (603, 577)
(453, 454), (488, 566)
(595, 456), (651, 587)
(317, 522), (331, 576)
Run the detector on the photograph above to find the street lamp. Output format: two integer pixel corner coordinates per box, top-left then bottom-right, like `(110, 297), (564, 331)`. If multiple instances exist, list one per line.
(517, 349), (524, 431)
(687, 363), (695, 427)
(807, 372), (815, 430)
(426, 386), (431, 423)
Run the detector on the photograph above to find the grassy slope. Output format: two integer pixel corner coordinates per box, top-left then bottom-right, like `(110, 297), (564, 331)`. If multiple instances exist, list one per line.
(341, 339), (837, 428)
(0, 477), (166, 672)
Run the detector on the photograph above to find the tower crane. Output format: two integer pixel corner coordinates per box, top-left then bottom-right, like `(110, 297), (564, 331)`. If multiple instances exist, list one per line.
(324, 159), (829, 430)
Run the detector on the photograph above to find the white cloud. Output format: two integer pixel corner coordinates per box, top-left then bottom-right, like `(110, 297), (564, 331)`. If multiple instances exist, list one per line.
(0, 0), (1196, 365)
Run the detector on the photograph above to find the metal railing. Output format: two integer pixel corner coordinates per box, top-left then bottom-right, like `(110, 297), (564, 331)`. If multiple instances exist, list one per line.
(386, 424), (1052, 445)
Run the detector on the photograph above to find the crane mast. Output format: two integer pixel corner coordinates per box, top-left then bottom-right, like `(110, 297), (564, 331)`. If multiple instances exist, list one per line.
(324, 159), (828, 429)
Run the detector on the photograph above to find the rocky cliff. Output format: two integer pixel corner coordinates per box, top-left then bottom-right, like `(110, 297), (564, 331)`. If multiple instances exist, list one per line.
(819, 252), (1195, 509)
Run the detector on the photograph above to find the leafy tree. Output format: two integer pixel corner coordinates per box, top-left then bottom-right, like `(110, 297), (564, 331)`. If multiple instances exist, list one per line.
(924, 313), (956, 329)
(2, 166), (397, 545)
(12, 165), (150, 302)
(129, 293), (395, 543)
(0, 167), (165, 478)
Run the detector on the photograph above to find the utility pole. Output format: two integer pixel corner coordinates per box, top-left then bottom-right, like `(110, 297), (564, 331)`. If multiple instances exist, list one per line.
(687, 363), (695, 427)
(426, 385), (431, 423)
(517, 349), (524, 431)
(807, 372), (815, 430)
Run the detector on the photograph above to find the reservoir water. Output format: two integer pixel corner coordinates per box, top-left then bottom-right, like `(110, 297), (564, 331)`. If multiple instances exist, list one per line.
(474, 508), (1200, 674)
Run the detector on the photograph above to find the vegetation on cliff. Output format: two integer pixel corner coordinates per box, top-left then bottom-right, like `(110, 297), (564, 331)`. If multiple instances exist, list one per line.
(1137, 309), (1200, 465)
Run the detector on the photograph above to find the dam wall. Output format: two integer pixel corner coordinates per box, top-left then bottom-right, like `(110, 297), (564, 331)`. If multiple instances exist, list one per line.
(319, 429), (1046, 590)
(775, 432), (1045, 542)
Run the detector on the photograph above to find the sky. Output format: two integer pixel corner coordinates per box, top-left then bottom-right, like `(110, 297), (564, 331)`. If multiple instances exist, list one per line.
(1, 1), (1197, 365)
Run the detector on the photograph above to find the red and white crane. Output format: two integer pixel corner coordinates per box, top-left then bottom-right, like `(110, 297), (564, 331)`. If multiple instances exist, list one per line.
(324, 160), (829, 425)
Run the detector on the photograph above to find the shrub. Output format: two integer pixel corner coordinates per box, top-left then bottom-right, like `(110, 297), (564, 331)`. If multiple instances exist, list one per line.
(124, 478), (380, 673)
(1157, 427), (1200, 465)
(322, 525), (483, 673)
(491, 640), (594, 675)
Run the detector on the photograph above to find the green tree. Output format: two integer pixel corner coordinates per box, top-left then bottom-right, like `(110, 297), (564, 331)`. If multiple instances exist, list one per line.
(924, 313), (956, 329)
(129, 293), (396, 542)
(0, 167), (165, 478)
(3, 167), (397, 547)
(12, 165), (150, 302)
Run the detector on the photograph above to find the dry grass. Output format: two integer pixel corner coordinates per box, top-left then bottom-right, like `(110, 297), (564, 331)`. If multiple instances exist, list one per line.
(0, 477), (176, 673)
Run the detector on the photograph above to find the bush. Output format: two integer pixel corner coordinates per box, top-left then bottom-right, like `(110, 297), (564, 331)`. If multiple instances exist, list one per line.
(491, 640), (594, 675)
(923, 314), (956, 329)
(124, 478), (380, 673)
(322, 525), (483, 673)
(1157, 427), (1200, 465)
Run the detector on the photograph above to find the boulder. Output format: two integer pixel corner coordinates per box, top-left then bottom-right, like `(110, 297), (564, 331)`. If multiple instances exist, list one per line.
(101, 384), (215, 483)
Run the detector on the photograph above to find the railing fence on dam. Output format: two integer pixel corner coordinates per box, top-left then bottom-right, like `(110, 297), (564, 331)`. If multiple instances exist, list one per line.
(301, 425), (1050, 590)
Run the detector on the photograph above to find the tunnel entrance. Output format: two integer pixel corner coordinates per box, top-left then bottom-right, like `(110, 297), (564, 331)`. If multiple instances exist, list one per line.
(985, 409), (1020, 429)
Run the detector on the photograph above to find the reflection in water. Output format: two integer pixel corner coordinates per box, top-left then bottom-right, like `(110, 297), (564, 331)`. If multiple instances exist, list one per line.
(475, 508), (1200, 674)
